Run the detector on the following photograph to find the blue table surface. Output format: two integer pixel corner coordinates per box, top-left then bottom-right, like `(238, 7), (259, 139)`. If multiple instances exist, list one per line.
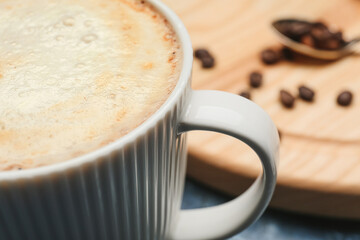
(181, 178), (360, 240)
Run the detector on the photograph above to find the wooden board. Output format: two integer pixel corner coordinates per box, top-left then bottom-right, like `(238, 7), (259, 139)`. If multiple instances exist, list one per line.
(162, 0), (360, 218)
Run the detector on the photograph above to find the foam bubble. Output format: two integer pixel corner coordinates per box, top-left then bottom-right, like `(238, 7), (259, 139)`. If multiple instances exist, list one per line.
(81, 33), (98, 43)
(84, 20), (92, 27)
(63, 17), (75, 26)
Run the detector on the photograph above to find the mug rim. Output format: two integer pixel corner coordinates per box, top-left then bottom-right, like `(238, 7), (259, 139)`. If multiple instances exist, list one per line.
(0, 0), (193, 180)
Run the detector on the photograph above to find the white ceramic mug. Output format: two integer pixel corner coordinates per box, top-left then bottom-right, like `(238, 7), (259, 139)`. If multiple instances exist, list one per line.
(0, 1), (279, 239)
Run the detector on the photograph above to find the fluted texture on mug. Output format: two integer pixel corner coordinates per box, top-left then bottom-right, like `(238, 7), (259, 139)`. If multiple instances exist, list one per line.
(0, 91), (189, 240)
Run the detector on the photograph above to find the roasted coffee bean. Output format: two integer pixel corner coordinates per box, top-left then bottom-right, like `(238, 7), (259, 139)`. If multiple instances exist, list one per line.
(281, 47), (294, 61)
(261, 49), (280, 65)
(324, 38), (341, 50)
(275, 22), (293, 37)
(288, 22), (312, 39)
(249, 71), (263, 88)
(280, 90), (295, 108)
(298, 85), (315, 102)
(194, 48), (211, 59)
(201, 56), (215, 68)
(309, 22), (342, 50)
(301, 34), (315, 48)
(278, 21), (311, 40)
(239, 90), (251, 100)
(312, 21), (327, 29)
(337, 90), (353, 106)
(310, 22), (333, 42)
(194, 48), (215, 68)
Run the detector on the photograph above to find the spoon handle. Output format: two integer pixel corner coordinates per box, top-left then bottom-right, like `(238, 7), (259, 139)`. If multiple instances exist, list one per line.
(348, 37), (360, 55)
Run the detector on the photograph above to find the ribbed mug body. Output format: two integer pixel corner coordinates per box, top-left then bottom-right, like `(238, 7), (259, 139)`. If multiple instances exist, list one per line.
(0, 0), (195, 239)
(0, 84), (191, 240)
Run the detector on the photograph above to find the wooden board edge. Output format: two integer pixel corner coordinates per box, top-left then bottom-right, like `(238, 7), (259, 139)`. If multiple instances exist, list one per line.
(187, 154), (360, 219)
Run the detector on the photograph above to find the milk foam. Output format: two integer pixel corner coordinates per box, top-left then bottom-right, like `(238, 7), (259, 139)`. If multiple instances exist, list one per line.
(0, 0), (181, 170)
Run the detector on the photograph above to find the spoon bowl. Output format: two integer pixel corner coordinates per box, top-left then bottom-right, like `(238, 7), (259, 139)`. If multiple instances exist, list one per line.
(272, 19), (359, 60)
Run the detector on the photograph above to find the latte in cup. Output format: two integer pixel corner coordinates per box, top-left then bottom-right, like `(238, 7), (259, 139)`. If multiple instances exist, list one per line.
(0, 0), (181, 171)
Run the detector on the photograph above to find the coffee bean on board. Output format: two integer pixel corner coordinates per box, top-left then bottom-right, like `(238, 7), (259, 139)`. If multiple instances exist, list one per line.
(337, 90), (353, 106)
(280, 90), (295, 108)
(201, 57), (215, 68)
(194, 48), (211, 59)
(194, 48), (215, 69)
(239, 90), (251, 100)
(261, 49), (280, 65)
(298, 85), (315, 102)
(249, 71), (263, 88)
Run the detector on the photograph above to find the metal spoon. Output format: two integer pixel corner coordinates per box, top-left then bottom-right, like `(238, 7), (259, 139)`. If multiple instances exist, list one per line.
(272, 19), (360, 60)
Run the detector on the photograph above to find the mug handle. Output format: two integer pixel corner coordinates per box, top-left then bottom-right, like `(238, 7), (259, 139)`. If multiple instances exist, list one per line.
(170, 90), (279, 240)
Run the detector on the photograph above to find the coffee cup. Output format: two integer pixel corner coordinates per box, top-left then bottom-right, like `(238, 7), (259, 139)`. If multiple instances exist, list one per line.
(0, 0), (279, 239)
